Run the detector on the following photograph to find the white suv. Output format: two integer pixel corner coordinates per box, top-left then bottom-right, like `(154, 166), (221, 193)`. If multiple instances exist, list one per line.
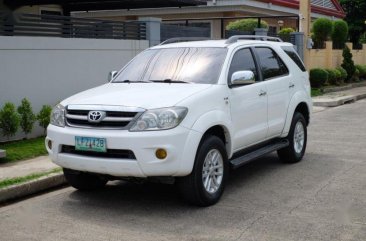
(46, 36), (312, 206)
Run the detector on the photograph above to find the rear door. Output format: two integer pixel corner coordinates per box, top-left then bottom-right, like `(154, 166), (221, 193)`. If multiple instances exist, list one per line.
(253, 46), (291, 138)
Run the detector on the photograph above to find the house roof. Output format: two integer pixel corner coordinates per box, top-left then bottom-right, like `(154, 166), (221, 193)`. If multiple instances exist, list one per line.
(257, 0), (345, 18)
(4, 0), (206, 12)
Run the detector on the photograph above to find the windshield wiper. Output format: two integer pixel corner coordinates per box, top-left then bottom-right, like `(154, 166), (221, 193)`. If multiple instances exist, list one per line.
(115, 80), (151, 83)
(150, 79), (189, 84)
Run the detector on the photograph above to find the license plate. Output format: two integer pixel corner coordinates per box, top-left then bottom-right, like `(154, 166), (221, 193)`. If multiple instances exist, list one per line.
(75, 136), (107, 153)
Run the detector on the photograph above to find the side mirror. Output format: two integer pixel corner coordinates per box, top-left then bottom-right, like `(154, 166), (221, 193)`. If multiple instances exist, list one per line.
(230, 71), (255, 85)
(108, 71), (118, 82)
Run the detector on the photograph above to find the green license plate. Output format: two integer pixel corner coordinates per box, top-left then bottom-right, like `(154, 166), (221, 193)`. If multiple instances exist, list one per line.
(75, 136), (107, 153)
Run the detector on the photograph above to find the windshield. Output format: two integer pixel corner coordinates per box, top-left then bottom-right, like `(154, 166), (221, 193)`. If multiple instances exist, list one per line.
(113, 47), (227, 84)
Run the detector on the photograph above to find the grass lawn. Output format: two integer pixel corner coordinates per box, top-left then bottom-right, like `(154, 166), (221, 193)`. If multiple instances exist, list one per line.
(311, 88), (323, 97)
(0, 168), (62, 189)
(0, 137), (47, 163)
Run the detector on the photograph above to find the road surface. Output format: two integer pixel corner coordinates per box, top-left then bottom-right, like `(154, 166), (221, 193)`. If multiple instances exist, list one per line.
(1, 100), (366, 241)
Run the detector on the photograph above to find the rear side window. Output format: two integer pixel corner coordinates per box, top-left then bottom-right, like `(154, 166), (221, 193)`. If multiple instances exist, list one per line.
(281, 46), (306, 72)
(255, 47), (289, 80)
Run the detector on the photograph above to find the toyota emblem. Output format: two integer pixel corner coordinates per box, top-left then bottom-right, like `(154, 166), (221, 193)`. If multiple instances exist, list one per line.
(87, 111), (106, 123)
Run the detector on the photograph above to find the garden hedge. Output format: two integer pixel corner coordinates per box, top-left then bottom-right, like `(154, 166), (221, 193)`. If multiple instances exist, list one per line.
(310, 68), (328, 88)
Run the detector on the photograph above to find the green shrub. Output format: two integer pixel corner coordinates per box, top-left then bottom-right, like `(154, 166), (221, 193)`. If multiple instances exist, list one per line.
(0, 102), (20, 139)
(360, 33), (366, 44)
(355, 65), (366, 79)
(336, 67), (347, 84)
(310, 68), (328, 88)
(333, 69), (342, 85)
(331, 20), (348, 49)
(341, 45), (356, 82)
(226, 19), (268, 32)
(325, 69), (338, 85)
(353, 68), (360, 82)
(37, 105), (52, 134)
(278, 27), (295, 41)
(361, 65), (366, 78)
(362, 65), (366, 76)
(312, 18), (333, 48)
(17, 98), (35, 137)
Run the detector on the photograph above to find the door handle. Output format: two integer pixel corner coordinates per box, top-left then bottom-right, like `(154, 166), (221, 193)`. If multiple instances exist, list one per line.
(289, 83), (295, 88)
(259, 90), (267, 96)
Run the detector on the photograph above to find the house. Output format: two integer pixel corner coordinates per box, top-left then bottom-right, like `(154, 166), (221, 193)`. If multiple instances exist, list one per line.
(0, 0), (205, 16)
(1, 0), (345, 39)
(72, 0), (345, 38)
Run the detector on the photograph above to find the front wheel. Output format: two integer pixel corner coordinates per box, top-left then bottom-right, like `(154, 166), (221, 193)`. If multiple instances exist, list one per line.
(177, 135), (228, 206)
(277, 112), (307, 163)
(63, 168), (108, 191)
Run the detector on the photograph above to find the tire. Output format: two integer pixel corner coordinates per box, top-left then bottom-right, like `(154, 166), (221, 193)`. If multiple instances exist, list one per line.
(277, 112), (307, 163)
(177, 135), (228, 206)
(63, 168), (108, 191)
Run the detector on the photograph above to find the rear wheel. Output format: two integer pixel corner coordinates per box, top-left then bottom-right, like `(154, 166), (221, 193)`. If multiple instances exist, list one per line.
(177, 135), (228, 206)
(63, 168), (108, 191)
(277, 112), (307, 163)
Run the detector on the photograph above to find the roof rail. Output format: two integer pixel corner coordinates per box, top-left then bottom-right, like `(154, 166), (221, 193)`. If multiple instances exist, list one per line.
(225, 35), (283, 44)
(159, 37), (211, 45)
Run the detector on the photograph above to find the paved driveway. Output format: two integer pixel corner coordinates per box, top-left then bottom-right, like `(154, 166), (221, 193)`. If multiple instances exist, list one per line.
(1, 100), (366, 241)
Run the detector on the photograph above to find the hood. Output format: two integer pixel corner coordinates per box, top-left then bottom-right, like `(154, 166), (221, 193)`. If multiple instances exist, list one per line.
(61, 83), (212, 109)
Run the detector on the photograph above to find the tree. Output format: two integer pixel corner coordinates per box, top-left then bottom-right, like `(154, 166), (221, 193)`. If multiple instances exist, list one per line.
(312, 18), (333, 48)
(0, 102), (20, 140)
(226, 19), (268, 32)
(341, 45), (356, 82)
(340, 0), (366, 48)
(278, 28), (295, 42)
(37, 105), (52, 135)
(17, 98), (36, 138)
(332, 20), (349, 49)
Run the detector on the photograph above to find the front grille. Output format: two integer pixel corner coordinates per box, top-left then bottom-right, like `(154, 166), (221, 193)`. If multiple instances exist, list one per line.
(61, 145), (136, 159)
(67, 109), (89, 116)
(65, 105), (144, 129)
(67, 118), (130, 128)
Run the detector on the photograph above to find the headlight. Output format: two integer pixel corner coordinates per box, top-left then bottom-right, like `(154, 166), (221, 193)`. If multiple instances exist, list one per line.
(50, 104), (65, 127)
(130, 107), (188, 131)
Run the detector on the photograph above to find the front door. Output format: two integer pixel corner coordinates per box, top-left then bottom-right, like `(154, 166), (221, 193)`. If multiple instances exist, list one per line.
(228, 48), (268, 152)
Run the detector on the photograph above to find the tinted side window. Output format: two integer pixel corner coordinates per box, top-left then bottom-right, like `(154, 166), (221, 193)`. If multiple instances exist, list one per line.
(228, 48), (258, 82)
(281, 46), (306, 72)
(255, 47), (289, 80)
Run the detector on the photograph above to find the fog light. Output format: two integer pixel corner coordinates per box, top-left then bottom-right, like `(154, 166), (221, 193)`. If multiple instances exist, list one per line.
(155, 148), (167, 159)
(47, 140), (52, 150)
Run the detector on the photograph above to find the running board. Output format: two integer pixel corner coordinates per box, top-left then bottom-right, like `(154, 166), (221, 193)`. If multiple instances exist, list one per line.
(230, 140), (289, 169)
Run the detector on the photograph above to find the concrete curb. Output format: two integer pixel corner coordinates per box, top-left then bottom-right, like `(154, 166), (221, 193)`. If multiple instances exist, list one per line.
(0, 172), (66, 204)
(313, 93), (366, 107)
(322, 82), (366, 94)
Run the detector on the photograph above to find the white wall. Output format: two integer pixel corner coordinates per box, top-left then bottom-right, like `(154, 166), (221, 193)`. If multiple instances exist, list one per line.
(0, 36), (149, 141)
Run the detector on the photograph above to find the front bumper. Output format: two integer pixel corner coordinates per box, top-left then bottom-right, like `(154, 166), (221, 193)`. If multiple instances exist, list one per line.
(46, 124), (202, 177)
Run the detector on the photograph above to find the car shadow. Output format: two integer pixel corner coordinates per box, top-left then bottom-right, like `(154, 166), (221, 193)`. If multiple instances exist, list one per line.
(59, 152), (333, 225)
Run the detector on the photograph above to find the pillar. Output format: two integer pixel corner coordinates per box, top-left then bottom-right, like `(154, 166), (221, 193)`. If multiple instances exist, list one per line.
(299, 0), (311, 69)
(138, 17), (161, 46)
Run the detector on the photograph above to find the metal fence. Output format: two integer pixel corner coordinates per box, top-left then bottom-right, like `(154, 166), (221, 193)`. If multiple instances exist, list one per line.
(0, 11), (146, 40)
(161, 24), (210, 42)
(267, 31), (295, 44)
(225, 30), (253, 38)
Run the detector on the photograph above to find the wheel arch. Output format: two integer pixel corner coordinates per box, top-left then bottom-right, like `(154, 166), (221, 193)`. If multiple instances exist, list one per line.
(190, 110), (233, 158)
(281, 91), (312, 137)
(201, 125), (232, 158)
(294, 102), (310, 126)
(178, 110), (233, 176)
